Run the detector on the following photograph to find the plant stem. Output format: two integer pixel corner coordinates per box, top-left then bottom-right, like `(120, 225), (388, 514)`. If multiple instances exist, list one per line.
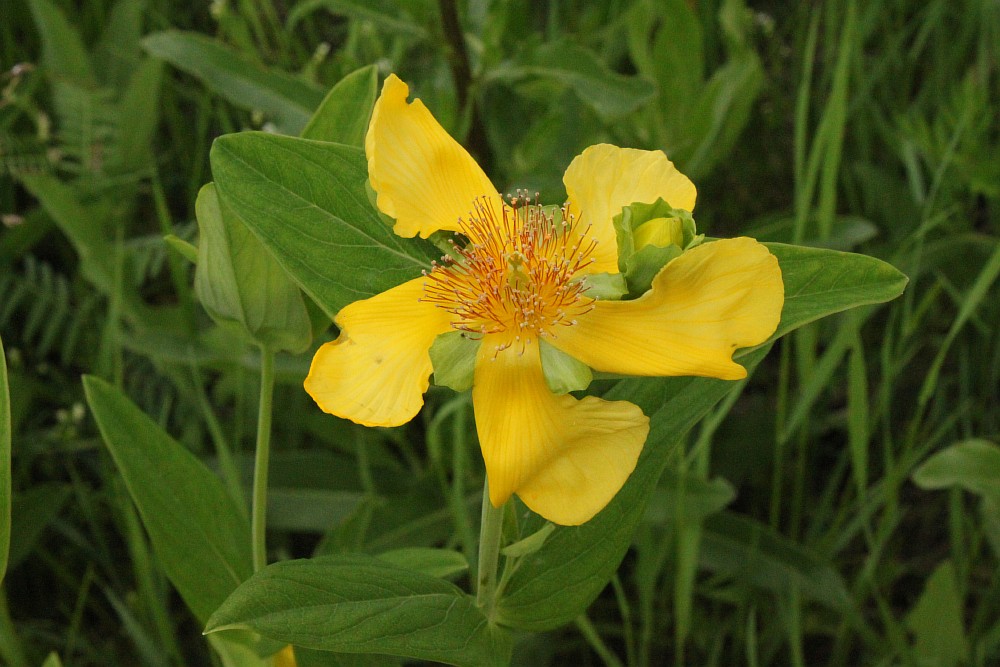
(476, 479), (504, 616)
(575, 613), (624, 667)
(437, 0), (492, 168)
(251, 346), (276, 573)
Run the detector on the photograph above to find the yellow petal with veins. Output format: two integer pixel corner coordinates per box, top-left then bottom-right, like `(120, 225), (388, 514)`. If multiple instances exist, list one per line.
(473, 335), (648, 525)
(563, 144), (697, 273)
(366, 74), (499, 239)
(304, 277), (452, 427)
(549, 238), (783, 380)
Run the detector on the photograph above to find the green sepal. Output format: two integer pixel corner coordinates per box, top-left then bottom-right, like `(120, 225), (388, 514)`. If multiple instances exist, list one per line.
(502, 523), (555, 558)
(299, 64), (377, 146)
(624, 243), (682, 298)
(576, 272), (627, 300)
(613, 198), (700, 296)
(429, 331), (479, 392)
(540, 339), (592, 394)
(194, 183), (312, 353)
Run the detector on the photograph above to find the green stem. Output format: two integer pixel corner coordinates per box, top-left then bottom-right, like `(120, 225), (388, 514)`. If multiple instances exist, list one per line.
(575, 613), (624, 667)
(251, 347), (276, 573)
(151, 165), (195, 332)
(450, 400), (476, 572)
(476, 479), (504, 616)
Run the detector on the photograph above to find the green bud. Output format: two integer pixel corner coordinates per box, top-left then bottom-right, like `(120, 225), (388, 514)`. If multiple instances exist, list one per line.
(612, 198), (701, 297)
(194, 184), (311, 353)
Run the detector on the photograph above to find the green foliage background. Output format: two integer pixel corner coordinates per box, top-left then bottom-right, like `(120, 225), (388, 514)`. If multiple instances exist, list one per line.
(1, 0), (998, 665)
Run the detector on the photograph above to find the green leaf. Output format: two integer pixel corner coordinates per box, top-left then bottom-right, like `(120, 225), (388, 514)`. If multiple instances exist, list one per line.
(205, 555), (511, 667)
(93, 0), (145, 87)
(376, 547), (469, 579)
(643, 470), (735, 525)
(268, 488), (365, 534)
(982, 495), (1000, 559)
(698, 512), (852, 612)
(287, 0), (428, 38)
(210, 132), (437, 318)
(143, 31), (324, 135)
(905, 561), (970, 666)
(28, 0), (96, 86)
(0, 336), (9, 583)
(194, 183), (312, 353)
(83, 376), (252, 623)
(16, 174), (157, 326)
(301, 65), (378, 146)
(41, 652), (64, 667)
(649, 0), (704, 104)
(207, 634), (273, 667)
(117, 57), (164, 173)
(7, 484), (71, 572)
(493, 345), (772, 631)
(764, 243), (908, 341)
(295, 648), (401, 667)
(746, 214), (879, 251)
(494, 244), (905, 630)
(681, 52), (764, 178)
(912, 439), (1000, 498)
(499, 39), (655, 117)
(18, 174), (112, 291)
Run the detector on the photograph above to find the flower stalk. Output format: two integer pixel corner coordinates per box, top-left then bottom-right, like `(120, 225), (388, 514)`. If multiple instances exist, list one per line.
(476, 479), (504, 617)
(252, 346), (276, 572)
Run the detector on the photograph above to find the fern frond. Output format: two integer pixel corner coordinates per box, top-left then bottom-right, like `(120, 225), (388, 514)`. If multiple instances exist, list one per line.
(0, 255), (103, 365)
(124, 222), (197, 286)
(0, 131), (53, 176)
(51, 81), (119, 177)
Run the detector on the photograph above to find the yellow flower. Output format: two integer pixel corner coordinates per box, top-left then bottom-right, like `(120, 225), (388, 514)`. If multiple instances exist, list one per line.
(304, 75), (783, 526)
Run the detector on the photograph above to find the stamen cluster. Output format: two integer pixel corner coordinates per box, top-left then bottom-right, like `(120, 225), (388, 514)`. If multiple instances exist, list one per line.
(422, 192), (597, 349)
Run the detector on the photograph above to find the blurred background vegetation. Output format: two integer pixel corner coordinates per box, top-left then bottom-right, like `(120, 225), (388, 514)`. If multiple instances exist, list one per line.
(1, 0), (998, 665)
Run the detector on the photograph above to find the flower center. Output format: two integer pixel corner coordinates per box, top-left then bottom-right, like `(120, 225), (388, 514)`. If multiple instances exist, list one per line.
(422, 194), (597, 349)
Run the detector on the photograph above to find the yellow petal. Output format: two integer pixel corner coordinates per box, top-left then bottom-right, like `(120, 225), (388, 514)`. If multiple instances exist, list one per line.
(473, 335), (649, 525)
(563, 144), (697, 273)
(366, 74), (499, 239)
(304, 277), (452, 427)
(549, 238), (783, 381)
(634, 216), (684, 249)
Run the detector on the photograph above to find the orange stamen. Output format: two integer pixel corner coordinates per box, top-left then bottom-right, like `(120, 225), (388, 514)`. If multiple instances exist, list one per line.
(421, 193), (596, 351)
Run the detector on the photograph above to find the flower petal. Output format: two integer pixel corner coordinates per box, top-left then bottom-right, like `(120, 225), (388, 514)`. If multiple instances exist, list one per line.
(549, 238), (783, 381)
(563, 144), (697, 273)
(366, 74), (499, 238)
(304, 277), (453, 427)
(473, 335), (649, 525)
